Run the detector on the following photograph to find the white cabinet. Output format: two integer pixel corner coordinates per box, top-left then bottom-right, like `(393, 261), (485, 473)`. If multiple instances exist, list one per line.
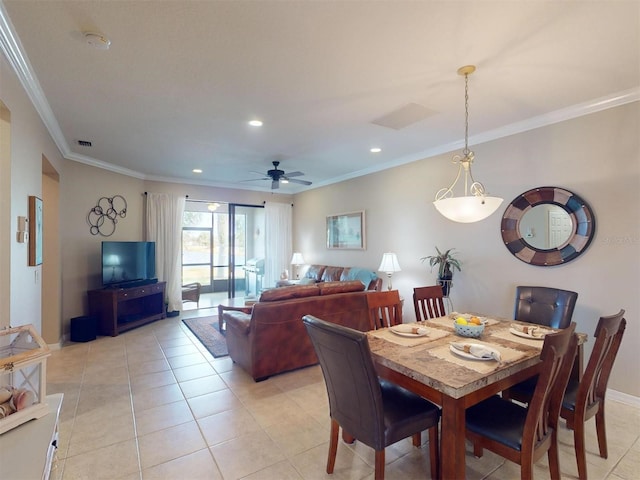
(0, 393), (63, 480)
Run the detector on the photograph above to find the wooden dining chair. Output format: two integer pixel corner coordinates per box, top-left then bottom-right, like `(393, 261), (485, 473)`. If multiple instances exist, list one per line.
(413, 285), (446, 321)
(365, 290), (403, 329)
(302, 315), (440, 480)
(560, 310), (626, 479)
(465, 323), (578, 480)
(514, 285), (578, 329)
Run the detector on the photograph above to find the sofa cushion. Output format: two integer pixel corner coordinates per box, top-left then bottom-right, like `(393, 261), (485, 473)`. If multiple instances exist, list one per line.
(298, 277), (317, 285)
(318, 280), (365, 295)
(259, 284), (319, 302)
(305, 265), (326, 282)
(341, 267), (378, 288)
(321, 266), (345, 282)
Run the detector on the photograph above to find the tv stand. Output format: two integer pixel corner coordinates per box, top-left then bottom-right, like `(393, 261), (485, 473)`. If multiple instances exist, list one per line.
(88, 281), (166, 336)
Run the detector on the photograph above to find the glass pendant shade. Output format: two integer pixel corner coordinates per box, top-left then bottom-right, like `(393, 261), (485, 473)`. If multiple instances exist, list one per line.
(434, 65), (503, 223)
(433, 195), (503, 223)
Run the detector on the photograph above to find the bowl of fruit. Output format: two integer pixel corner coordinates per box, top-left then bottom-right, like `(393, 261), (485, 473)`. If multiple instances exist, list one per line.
(453, 314), (485, 338)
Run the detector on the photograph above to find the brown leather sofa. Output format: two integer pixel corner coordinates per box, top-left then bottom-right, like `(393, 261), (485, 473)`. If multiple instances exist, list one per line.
(223, 281), (373, 381)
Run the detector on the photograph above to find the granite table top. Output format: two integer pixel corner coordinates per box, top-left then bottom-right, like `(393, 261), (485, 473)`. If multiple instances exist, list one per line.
(367, 314), (582, 399)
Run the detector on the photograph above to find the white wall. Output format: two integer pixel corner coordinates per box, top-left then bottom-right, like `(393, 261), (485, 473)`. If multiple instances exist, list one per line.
(1, 53), (64, 333)
(293, 102), (640, 397)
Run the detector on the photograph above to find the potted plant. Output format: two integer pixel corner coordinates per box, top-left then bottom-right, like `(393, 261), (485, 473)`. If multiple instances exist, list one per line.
(421, 247), (461, 297)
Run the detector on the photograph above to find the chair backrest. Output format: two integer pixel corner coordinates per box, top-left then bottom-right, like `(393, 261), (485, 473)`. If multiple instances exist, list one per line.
(514, 286), (578, 329)
(413, 286), (446, 321)
(522, 323), (578, 453)
(302, 315), (386, 450)
(577, 309), (626, 409)
(365, 290), (403, 329)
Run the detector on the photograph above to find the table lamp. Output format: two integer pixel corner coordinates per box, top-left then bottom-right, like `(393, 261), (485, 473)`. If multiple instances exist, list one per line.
(378, 252), (401, 291)
(290, 252), (305, 279)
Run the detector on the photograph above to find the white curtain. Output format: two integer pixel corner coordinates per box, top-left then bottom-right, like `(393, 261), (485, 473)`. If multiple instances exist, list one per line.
(264, 202), (292, 289)
(146, 193), (186, 312)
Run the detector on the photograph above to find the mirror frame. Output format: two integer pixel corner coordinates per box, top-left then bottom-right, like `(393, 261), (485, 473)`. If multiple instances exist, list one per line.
(501, 186), (595, 266)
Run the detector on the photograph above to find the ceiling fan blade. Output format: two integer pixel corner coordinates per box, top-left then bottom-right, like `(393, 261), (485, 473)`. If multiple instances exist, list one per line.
(288, 178), (312, 186)
(284, 171), (304, 177)
(239, 176), (269, 182)
(271, 180), (279, 190)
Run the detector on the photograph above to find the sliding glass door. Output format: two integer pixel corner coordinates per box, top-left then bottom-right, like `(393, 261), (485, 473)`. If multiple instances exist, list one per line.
(182, 202), (264, 300)
(228, 204), (265, 298)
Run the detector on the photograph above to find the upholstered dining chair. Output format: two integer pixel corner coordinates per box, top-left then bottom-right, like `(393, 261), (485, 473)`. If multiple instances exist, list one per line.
(503, 286), (579, 402)
(465, 323), (578, 480)
(413, 285), (446, 321)
(366, 290), (403, 329)
(514, 285), (578, 329)
(302, 315), (440, 480)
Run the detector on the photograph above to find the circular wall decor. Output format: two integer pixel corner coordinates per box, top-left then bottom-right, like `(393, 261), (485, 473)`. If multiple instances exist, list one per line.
(501, 186), (595, 266)
(87, 195), (127, 237)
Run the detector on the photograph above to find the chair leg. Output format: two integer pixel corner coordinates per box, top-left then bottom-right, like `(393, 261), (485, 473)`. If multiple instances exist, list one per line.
(428, 425), (439, 480)
(412, 432), (421, 447)
(327, 419), (339, 474)
(374, 449), (385, 480)
(473, 441), (484, 458)
(548, 432), (561, 480)
(595, 403), (608, 459)
(573, 420), (588, 480)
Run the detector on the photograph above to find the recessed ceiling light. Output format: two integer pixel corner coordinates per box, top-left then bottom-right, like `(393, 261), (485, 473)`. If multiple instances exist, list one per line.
(248, 120), (263, 127)
(370, 147), (382, 153)
(192, 169), (203, 174)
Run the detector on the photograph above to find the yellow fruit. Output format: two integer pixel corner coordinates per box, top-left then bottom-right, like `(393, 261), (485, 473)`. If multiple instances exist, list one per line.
(455, 317), (468, 325)
(469, 316), (482, 325)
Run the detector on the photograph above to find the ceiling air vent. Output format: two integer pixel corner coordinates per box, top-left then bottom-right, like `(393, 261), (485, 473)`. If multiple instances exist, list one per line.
(77, 140), (92, 147)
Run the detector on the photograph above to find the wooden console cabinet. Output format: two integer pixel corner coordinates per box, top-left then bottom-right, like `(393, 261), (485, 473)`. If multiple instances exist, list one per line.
(88, 281), (166, 336)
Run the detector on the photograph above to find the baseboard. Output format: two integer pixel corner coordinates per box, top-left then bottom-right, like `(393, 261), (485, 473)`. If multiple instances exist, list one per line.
(47, 341), (62, 350)
(608, 388), (640, 408)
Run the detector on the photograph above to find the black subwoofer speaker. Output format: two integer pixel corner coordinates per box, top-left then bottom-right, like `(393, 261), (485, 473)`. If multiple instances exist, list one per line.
(70, 315), (97, 342)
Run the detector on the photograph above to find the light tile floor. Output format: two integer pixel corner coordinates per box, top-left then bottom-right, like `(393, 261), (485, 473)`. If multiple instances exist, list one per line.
(48, 310), (639, 480)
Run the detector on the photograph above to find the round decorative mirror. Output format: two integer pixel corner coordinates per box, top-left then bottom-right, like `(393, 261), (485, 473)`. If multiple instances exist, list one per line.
(501, 186), (595, 266)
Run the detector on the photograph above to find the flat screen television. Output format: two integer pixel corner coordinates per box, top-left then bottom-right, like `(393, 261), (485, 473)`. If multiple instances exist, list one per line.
(102, 241), (157, 288)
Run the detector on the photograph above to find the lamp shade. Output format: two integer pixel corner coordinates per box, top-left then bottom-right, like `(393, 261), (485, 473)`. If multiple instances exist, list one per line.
(433, 196), (503, 223)
(378, 253), (401, 273)
(290, 252), (305, 265)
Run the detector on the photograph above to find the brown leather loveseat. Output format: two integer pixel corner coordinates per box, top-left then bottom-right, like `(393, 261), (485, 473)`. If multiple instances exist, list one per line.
(224, 281), (372, 381)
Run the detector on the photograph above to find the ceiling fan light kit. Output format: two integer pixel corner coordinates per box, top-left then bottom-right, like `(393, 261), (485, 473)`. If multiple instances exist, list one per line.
(433, 65), (503, 223)
(244, 161), (312, 190)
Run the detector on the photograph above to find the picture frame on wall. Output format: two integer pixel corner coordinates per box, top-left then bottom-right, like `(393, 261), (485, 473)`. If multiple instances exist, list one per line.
(28, 195), (43, 266)
(326, 210), (366, 250)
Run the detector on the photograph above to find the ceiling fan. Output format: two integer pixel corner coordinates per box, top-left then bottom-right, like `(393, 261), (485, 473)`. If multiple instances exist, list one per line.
(244, 161), (312, 190)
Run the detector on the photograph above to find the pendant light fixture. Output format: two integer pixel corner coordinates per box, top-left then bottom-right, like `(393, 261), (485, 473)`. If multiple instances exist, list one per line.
(433, 65), (503, 223)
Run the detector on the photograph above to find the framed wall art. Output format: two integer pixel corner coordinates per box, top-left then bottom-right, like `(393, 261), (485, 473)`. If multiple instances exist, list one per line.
(28, 195), (43, 266)
(326, 210), (366, 250)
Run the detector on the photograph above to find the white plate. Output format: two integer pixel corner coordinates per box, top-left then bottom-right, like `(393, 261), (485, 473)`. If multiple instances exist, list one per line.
(509, 327), (548, 340)
(449, 344), (498, 361)
(390, 325), (428, 337)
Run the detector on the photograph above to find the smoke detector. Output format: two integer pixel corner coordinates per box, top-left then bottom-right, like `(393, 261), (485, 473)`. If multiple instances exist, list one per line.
(84, 32), (111, 50)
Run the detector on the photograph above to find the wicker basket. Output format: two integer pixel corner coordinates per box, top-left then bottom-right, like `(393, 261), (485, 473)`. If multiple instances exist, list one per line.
(0, 324), (51, 434)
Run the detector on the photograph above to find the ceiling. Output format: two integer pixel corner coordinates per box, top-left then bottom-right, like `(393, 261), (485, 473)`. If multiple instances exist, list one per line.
(1, 1), (638, 193)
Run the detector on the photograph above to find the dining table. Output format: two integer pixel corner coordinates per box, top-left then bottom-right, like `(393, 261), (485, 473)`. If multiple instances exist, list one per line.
(366, 314), (586, 480)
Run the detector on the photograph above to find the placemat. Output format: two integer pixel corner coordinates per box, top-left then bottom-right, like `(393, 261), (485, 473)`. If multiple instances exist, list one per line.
(429, 340), (526, 374)
(491, 329), (546, 348)
(368, 326), (450, 347)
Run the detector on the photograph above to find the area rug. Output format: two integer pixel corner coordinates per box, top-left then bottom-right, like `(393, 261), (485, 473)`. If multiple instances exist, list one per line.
(182, 315), (228, 358)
